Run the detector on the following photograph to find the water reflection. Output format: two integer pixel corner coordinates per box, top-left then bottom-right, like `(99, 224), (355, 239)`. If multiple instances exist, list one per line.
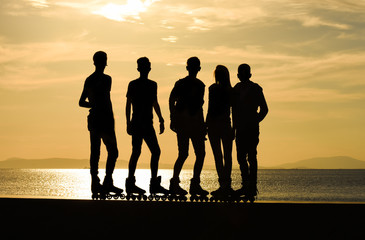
(1, 169), (365, 202)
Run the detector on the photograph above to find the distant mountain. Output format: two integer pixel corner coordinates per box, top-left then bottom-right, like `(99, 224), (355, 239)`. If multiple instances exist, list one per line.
(3, 156), (363, 169)
(271, 156), (365, 169)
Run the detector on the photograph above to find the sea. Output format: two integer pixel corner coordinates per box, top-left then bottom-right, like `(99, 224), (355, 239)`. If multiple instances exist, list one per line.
(0, 169), (365, 202)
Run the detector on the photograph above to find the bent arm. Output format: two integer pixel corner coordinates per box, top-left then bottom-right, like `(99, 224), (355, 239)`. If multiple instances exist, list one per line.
(79, 86), (91, 108)
(258, 93), (268, 123)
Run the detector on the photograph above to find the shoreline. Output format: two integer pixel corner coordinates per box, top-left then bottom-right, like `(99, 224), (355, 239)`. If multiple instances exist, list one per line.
(2, 195), (365, 204)
(2, 197), (364, 239)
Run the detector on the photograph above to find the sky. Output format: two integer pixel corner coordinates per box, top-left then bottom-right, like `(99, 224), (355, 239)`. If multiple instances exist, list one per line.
(0, 0), (365, 168)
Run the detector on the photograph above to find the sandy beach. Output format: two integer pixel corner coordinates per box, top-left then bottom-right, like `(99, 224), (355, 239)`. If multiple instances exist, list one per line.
(1, 198), (364, 239)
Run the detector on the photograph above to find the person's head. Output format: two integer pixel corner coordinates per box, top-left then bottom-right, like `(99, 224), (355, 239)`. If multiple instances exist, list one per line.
(93, 51), (107, 71)
(137, 57), (151, 75)
(237, 63), (252, 82)
(186, 57), (201, 76)
(214, 65), (231, 88)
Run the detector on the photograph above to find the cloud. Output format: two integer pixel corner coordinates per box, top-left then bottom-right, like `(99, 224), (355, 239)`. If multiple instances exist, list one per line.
(161, 35), (178, 43)
(92, 0), (160, 23)
(184, 5), (267, 31)
(284, 13), (350, 30)
(28, 0), (49, 8)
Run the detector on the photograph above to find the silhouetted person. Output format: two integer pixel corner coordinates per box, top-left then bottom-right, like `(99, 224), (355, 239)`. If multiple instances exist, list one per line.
(206, 65), (234, 197)
(125, 57), (168, 196)
(232, 63), (268, 199)
(79, 51), (122, 197)
(169, 57), (208, 196)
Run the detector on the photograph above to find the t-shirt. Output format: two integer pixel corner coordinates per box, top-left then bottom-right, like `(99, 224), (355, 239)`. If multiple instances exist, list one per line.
(170, 76), (205, 116)
(83, 72), (114, 131)
(126, 78), (157, 126)
(169, 76), (205, 136)
(232, 80), (264, 127)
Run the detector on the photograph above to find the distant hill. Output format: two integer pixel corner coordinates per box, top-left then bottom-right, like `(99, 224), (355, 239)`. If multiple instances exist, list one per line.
(2, 156), (364, 169)
(271, 156), (365, 169)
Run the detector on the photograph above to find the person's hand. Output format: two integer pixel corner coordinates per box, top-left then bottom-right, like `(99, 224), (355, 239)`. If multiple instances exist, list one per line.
(170, 114), (177, 133)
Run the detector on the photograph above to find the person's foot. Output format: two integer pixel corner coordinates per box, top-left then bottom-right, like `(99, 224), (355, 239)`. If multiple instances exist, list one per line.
(126, 176), (146, 194)
(150, 176), (169, 194)
(169, 177), (188, 195)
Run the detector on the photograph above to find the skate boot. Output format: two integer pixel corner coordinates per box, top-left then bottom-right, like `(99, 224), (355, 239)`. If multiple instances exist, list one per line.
(102, 176), (124, 200)
(245, 181), (258, 203)
(125, 176), (147, 201)
(210, 187), (226, 202)
(169, 177), (188, 201)
(234, 180), (249, 202)
(148, 176), (170, 201)
(91, 175), (104, 200)
(210, 178), (234, 202)
(189, 178), (209, 202)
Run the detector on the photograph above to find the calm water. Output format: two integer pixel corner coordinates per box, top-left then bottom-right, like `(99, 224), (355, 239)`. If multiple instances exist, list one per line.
(0, 169), (365, 202)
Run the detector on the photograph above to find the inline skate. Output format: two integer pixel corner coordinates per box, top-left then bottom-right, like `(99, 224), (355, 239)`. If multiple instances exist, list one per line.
(210, 186), (235, 203)
(189, 178), (209, 202)
(168, 177), (188, 201)
(125, 176), (147, 201)
(103, 176), (124, 200)
(148, 176), (170, 201)
(234, 181), (257, 203)
(91, 176), (105, 200)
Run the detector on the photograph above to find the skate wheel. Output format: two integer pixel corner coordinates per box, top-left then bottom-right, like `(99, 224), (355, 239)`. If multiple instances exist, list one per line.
(142, 195), (147, 201)
(148, 195), (154, 201)
(161, 195), (167, 201)
(106, 194), (112, 200)
(155, 195), (160, 201)
(99, 193), (106, 200)
(120, 194), (125, 200)
(113, 195), (119, 200)
(92, 194), (97, 200)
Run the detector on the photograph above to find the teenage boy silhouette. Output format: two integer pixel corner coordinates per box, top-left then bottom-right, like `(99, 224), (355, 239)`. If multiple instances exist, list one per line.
(79, 51), (122, 197)
(232, 63), (268, 199)
(169, 57), (208, 196)
(125, 57), (168, 196)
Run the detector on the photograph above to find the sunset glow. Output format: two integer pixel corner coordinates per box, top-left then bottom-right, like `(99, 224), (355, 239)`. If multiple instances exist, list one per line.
(92, 0), (159, 22)
(1, 0), (365, 167)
